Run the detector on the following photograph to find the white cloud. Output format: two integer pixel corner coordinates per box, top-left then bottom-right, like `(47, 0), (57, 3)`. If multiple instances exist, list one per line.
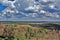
(3, 12), (7, 14)
(15, 10), (19, 13)
(25, 5), (40, 12)
(42, 0), (48, 2)
(25, 6), (34, 10)
(40, 10), (46, 14)
(41, 0), (55, 2)
(45, 12), (60, 18)
(2, 0), (16, 8)
(49, 4), (55, 9)
(31, 13), (38, 17)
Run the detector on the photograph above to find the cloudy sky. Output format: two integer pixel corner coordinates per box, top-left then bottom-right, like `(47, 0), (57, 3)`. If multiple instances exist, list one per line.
(0, 0), (60, 21)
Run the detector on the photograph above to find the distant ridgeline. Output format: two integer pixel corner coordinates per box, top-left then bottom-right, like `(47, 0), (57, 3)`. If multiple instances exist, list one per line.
(0, 3), (7, 13)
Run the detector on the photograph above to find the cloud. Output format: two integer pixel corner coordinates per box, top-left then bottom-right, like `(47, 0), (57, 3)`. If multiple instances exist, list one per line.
(25, 5), (40, 12)
(0, 0), (60, 21)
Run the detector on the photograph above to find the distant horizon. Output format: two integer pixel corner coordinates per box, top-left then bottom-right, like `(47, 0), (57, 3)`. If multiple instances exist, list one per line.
(0, 20), (60, 22)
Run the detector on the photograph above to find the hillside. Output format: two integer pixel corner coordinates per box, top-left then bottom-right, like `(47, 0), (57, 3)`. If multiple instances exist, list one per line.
(0, 22), (60, 40)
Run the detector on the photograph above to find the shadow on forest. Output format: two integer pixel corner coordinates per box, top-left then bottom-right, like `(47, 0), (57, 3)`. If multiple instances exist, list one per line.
(29, 23), (60, 30)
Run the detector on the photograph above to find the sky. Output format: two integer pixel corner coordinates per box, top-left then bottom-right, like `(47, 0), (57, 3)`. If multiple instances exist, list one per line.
(0, 0), (60, 21)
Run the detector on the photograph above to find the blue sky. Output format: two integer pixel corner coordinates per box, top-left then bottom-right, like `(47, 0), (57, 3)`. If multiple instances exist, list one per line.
(0, 0), (60, 21)
(0, 3), (7, 13)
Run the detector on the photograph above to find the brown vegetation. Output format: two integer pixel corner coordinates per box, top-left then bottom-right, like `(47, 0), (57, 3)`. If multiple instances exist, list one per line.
(0, 23), (59, 40)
